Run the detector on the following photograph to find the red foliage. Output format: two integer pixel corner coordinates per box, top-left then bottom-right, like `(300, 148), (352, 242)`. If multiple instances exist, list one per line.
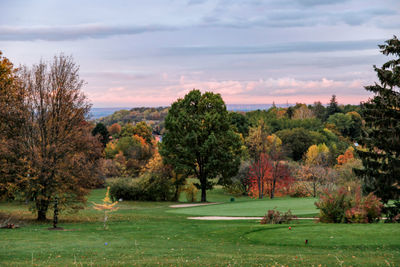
(248, 153), (293, 199)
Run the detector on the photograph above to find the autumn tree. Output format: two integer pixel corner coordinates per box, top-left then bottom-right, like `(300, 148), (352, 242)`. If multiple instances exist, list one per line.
(1, 54), (103, 220)
(245, 120), (269, 160)
(356, 36), (400, 203)
(108, 123), (121, 136)
(299, 144), (333, 197)
(160, 89), (242, 202)
(0, 51), (28, 200)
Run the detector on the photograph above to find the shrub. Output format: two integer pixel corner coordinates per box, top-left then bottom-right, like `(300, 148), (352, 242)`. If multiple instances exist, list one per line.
(289, 182), (310, 198)
(184, 183), (198, 202)
(109, 173), (174, 202)
(108, 178), (142, 201)
(315, 187), (383, 223)
(260, 209), (297, 224)
(383, 201), (400, 223)
(315, 187), (351, 223)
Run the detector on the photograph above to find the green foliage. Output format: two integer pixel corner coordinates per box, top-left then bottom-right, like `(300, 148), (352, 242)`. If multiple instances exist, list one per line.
(327, 112), (362, 140)
(229, 111), (250, 137)
(383, 201), (400, 223)
(224, 160), (251, 196)
(92, 123), (110, 147)
(276, 128), (317, 161)
(268, 118), (323, 133)
(311, 101), (326, 121)
(99, 107), (169, 130)
(160, 89), (242, 202)
(325, 94), (342, 120)
(356, 36), (400, 203)
(184, 183), (198, 202)
(109, 174), (174, 202)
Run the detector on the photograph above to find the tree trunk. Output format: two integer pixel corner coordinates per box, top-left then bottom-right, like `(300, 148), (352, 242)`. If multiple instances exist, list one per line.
(201, 182), (207, 202)
(313, 182), (316, 198)
(37, 208), (47, 221)
(36, 199), (49, 221)
(271, 178), (276, 199)
(173, 185), (180, 202)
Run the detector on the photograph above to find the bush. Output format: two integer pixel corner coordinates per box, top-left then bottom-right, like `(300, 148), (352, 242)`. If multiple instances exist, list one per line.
(315, 187), (383, 223)
(383, 201), (400, 223)
(315, 187), (351, 223)
(109, 173), (174, 201)
(108, 178), (142, 201)
(289, 182), (310, 198)
(184, 183), (198, 202)
(260, 209), (297, 224)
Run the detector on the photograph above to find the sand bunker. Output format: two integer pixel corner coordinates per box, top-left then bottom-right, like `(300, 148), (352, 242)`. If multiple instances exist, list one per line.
(169, 202), (221, 208)
(188, 216), (317, 220)
(188, 216), (263, 220)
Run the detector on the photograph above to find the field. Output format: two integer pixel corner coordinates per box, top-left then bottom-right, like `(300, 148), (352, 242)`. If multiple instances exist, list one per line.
(0, 188), (399, 266)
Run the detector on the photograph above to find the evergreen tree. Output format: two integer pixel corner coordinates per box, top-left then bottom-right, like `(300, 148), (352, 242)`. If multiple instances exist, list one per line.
(92, 123), (110, 147)
(325, 94), (341, 120)
(355, 36), (400, 203)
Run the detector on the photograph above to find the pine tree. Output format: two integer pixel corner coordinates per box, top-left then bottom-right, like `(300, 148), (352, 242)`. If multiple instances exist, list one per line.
(355, 36), (400, 203)
(325, 94), (341, 120)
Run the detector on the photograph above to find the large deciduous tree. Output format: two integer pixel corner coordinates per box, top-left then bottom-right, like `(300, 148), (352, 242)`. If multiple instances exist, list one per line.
(356, 36), (400, 203)
(160, 89), (242, 202)
(1, 54), (103, 220)
(0, 52), (27, 200)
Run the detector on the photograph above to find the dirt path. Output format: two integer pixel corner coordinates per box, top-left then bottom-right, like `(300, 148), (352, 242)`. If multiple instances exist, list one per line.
(188, 216), (318, 220)
(169, 202), (222, 208)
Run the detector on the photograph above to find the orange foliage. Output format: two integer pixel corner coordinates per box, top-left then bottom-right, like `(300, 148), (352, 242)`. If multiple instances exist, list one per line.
(108, 123), (121, 135)
(337, 147), (355, 166)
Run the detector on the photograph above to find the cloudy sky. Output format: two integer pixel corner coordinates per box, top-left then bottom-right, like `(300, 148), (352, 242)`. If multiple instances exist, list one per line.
(1, 0), (399, 107)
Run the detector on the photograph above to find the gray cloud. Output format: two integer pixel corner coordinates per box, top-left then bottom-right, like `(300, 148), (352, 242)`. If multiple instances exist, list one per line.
(0, 24), (177, 41)
(200, 7), (397, 29)
(163, 39), (383, 56)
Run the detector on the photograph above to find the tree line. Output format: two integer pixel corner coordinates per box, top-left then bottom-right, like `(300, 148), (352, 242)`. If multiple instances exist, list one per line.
(0, 36), (399, 221)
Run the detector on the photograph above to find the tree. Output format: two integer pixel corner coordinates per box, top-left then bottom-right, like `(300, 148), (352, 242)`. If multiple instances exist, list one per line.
(325, 95), (342, 120)
(160, 89), (242, 202)
(229, 111), (250, 137)
(108, 123), (121, 136)
(1, 54), (103, 220)
(248, 153), (272, 199)
(312, 101), (326, 121)
(248, 152), (292, 199)
(92, 122), (110, 147)
(245, 120), (269, 160)
(0, 52), (28, 200)
(276, 128), (316, 161)
(356, 36), (400, 203)
(292, 104), (315, 120)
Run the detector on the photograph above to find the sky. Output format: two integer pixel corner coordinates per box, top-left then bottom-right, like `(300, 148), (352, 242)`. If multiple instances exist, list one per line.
(0, 0), (399, 107)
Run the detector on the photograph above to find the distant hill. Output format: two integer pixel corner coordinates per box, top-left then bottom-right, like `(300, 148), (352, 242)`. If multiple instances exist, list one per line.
(91, 104), (292, 120)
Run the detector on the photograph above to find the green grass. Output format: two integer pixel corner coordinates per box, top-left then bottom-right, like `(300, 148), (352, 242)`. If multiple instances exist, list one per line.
(170, 196), (318, 217)
(0, 188), (399, 266)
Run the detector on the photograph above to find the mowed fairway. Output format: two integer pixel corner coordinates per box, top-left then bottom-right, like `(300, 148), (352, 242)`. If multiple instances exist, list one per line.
(0, 188), (399, 266)
(169, 196), (318, 217)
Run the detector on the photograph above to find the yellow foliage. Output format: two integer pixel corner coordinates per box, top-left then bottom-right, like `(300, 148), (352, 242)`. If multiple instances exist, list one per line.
(92, 187), (118, 212)
(305, 143), (330, 166)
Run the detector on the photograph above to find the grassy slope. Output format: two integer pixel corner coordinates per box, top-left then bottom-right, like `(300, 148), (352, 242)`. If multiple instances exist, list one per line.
(0, 188), (399, 266)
